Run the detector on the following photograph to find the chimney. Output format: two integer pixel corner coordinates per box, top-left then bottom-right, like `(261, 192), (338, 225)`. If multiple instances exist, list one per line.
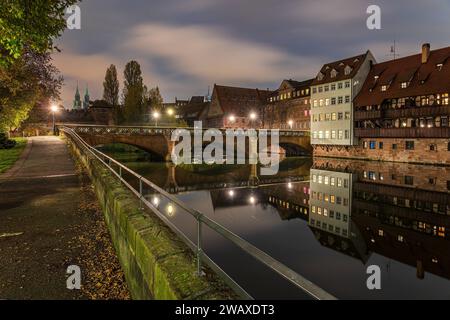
(422, 43), (430, 64)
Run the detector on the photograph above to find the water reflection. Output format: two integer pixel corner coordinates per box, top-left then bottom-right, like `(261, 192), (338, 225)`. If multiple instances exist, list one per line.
(99, 144), (450, 299)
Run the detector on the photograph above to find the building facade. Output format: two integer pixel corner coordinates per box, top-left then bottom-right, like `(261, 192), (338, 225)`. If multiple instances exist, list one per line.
(315, 44), (450, 165)
(203, 84), (272, 128)
(310, 51), (376, 146)
(261, 79), (312, 130)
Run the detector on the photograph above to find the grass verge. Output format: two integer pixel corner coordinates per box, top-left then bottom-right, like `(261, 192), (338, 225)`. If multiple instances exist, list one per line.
(0, 138), (27, 174)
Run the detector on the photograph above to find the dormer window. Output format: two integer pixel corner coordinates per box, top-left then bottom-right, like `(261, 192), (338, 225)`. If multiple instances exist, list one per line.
(339, 62), (344, 67)
(317, 72), (324, 81)
(330, 69), (338, 78)
(437, 63), (444, 71)
(354, 58), (360, 63)
(344, 65), (352, 75)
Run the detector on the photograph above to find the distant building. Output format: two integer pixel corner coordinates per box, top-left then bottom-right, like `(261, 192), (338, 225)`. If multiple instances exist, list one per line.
(310, 51), (375, 146)
(73, 83), (82, 110)
(72, 83), (90, 110)
(177, 96), (210, 126)
(262, 79), (313, 130)
(203, 84), (273, 128)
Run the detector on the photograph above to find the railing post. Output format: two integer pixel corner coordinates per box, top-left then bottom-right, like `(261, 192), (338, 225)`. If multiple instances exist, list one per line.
(119, 166), (122, 179)
(139, 177), (143, 210)
(196, 213), (203, 276)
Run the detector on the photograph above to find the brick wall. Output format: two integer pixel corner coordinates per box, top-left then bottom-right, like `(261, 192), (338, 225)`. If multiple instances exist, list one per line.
(314, 138), (450, 165)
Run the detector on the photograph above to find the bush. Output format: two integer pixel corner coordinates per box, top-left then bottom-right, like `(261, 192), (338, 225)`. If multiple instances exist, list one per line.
(0, 133), (17, 149)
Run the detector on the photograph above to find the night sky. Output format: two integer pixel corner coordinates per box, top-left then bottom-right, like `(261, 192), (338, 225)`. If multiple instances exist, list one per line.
(54, 0), (450, 107)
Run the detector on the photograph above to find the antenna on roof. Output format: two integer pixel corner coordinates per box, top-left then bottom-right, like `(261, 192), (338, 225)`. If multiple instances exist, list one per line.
(387, 40), (400, 60)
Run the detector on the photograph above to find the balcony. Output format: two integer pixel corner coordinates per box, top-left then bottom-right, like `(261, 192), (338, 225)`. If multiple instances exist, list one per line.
(385, 105), (450, 118)
(355, 105), (450, 120)
(354, 110), (382, 121)
(354, 127), (450, 138)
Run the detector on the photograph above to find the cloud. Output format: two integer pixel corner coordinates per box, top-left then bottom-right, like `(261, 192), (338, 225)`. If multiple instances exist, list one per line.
(52, 50), (123, 107)
(123, 23), (321, 84)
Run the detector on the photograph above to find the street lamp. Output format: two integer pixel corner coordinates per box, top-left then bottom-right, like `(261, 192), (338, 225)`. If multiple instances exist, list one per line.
(152, 111), (160, 127)
(249, 112), (257, 128)
(288, 120), (294, 129)
(50, 104), (59, 135)
(228, 115), (236, 126)
(166, 108), (174, 116)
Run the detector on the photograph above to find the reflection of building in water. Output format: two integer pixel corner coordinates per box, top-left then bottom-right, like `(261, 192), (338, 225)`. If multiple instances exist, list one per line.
(308, 166), (369, 261)
(263, 182), (310, 221)
(309, 168), (354, 238)
(208, 181), (310, 221)
(313, 158), (450, 280)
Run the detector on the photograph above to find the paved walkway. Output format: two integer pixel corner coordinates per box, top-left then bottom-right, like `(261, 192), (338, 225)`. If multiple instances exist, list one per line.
(0, 136), (86, 299)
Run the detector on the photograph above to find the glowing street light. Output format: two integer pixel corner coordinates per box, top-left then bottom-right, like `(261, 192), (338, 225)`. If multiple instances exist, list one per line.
(152, 111), (160, 127)
(166, 108), (175, 116)
(249, 196), (256, 205)
(288, 120), (294, 129)
(228, 190), (235, 197)
(249, 112), (257, 121)
(228, 115), (236, 123)
(50, 104), (59, 135)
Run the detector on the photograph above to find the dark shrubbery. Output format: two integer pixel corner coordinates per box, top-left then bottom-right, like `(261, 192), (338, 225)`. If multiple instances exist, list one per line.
(0, 133), (17, 149)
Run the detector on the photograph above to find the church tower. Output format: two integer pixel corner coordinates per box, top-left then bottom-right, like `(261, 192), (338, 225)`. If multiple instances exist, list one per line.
(73, 83), (82, 110)
(83, 85), (90, 110)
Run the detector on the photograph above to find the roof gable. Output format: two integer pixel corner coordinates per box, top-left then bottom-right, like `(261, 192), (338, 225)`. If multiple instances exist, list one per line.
(355, 45), (450, 106)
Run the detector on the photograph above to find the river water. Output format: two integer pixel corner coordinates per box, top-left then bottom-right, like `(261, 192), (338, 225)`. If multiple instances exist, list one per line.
(99, 144), (450, 300)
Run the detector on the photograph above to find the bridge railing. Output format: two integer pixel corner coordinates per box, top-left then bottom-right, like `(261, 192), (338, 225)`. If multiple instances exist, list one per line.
(60, 126), (334, 300)
(63, 123), (311, 137)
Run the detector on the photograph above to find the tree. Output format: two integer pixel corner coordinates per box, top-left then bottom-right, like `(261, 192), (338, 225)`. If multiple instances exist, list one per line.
(148, 86), (163, 111)
(0, 0), (79, 66)
(0, 50), (62, 133)
(0, 0), (75, 144)
(103, 64), (120, 123)
(122, 60), (144, 124)
(103, 64), (119, 106)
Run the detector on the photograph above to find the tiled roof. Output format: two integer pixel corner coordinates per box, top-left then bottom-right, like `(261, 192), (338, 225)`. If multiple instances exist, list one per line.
(311, 52), (370, 86)
(270, 78), (313, 98)
(355, 45), (450, 106)
(214, 85), (273, 116)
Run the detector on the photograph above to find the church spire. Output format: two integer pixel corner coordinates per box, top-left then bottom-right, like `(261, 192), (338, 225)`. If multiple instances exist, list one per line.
(83, 83), (90, 110)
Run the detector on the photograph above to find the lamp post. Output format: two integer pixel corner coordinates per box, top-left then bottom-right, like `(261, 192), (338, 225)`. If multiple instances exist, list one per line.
(51, 104), (58, 135)
(152, 111), (160, 127)
(249, 112), (257, 128)
(228, 115), (236, 127)
(288, 120), (294, 130)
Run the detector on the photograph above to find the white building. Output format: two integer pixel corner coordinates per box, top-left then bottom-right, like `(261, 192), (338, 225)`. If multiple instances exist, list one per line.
(309, 169), (354, 239)
(310, 51), (376, 146)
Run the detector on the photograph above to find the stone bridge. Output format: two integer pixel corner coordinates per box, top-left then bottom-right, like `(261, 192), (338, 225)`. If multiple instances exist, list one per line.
(64, 124), (312, 161)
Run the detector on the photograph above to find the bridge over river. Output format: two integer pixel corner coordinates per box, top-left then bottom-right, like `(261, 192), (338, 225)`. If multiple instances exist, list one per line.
(62, 124), (312, 161)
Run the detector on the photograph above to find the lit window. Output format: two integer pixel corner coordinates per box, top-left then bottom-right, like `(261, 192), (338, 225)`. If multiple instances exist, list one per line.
(381, 85), (388, 92)
(401, 82), (408, 89)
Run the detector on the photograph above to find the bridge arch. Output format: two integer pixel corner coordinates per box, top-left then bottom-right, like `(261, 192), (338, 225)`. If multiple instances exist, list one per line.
(79, 133), (172, 161)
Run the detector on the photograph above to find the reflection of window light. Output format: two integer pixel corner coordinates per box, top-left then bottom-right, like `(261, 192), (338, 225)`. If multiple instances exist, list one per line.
(249, 196), (256, 204)
(152, 196), (160, 207)
(166, 204), (175, 217)
(228, 190), (235, 197)
(287, 183), (293, 189)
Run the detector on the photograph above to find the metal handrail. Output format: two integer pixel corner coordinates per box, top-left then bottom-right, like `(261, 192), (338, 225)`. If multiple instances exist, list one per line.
(60, 126), (336, 300)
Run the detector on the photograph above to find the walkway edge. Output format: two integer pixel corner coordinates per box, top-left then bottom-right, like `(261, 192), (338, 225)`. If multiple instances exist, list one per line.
(65, 136), (238, 300)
